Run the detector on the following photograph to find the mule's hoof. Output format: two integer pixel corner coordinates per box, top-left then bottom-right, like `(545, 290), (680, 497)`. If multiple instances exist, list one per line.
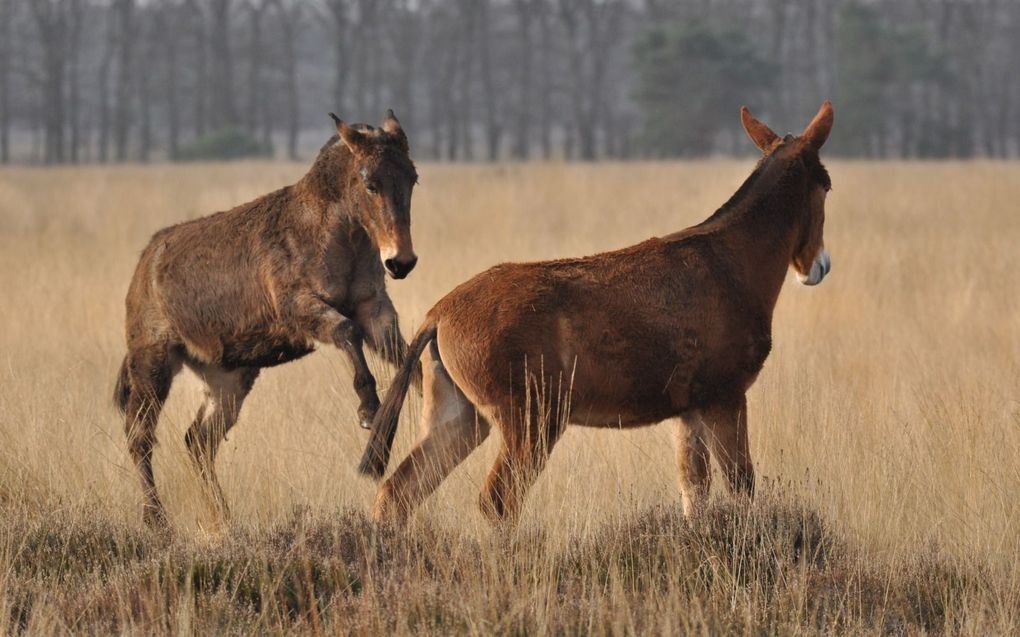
(358, 404), (378, 430)
(143, 505), (170, 529)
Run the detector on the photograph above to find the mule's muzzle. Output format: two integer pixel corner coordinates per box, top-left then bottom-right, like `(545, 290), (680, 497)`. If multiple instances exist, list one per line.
(798, 248), (831, 286)
(384, 256), (418, 279)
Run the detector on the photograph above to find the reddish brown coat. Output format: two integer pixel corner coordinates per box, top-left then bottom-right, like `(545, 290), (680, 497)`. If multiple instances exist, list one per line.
(362, 103), (835, 525)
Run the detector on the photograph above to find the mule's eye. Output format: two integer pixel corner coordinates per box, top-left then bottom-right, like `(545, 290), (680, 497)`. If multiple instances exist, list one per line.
(366, 183), (379, 194)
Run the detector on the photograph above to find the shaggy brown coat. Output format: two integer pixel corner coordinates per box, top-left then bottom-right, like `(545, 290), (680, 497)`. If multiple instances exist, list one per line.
(360, 103), (835, 525)
(115, 111), (419, 526)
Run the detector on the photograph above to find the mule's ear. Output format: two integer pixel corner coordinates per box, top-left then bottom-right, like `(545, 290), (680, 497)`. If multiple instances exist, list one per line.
(381, 109), (402, 134)
(382, 108), (409, 151)
(802, 100), (834, 149)
(741, 106), (779, 152)
(330, 113), (367, 154)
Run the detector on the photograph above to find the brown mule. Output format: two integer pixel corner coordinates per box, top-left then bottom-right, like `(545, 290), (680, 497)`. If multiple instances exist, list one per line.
(360, 102), (835, 526)
(115, 111), (419, 527)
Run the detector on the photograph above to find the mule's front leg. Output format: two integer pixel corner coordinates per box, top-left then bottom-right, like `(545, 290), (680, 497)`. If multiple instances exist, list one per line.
(675, 411), (712, 520)
(356, 294), (421, 390)
(703, 396), (754, 497)
(337, 324), (381, 429)
(294, 294), (381, 429)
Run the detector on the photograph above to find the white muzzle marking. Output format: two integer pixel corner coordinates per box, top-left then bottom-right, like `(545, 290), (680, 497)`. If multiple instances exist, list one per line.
(380, 246), (398, 262)
(798, 248), (831, 286)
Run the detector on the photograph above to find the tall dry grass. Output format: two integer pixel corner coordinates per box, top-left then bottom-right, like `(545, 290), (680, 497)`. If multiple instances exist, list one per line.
(0, 160), (1018, 634)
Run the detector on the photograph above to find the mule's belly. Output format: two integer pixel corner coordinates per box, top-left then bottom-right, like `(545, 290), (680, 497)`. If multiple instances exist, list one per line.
(566, 400), (675, 429)
(177, 320), (314, 370)
(556, 361), (760, 429)
(219, 333), (315, 369)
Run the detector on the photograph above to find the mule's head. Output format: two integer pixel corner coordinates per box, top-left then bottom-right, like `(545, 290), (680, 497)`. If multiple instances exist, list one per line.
(330, 110), (419, 279)
(741, 101), (834, 286)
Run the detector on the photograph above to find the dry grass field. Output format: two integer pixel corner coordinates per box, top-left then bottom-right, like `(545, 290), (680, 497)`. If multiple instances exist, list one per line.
(1, 159), (1019, 634)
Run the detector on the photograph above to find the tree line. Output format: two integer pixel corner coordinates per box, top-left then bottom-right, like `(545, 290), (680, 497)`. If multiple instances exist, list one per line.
(1, 0), (1018, 164)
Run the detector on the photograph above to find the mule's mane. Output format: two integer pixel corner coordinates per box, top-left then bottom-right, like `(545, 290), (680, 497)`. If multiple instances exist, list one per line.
(318, 134), (342, 156)
(316, 122), (410, 153)
(701, 153), (778, 225)
(316, 123), (384, 156)
(689, 141), (829, 235)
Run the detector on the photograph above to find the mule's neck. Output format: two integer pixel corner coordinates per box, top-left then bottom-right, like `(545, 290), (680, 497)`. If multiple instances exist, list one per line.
(295, 142), (364, 232)
(275, 144), (382, 267)
(707, 161), (812, 316)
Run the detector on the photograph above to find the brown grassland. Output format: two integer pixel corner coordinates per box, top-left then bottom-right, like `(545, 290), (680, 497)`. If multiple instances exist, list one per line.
(0, 160), (1019, 634)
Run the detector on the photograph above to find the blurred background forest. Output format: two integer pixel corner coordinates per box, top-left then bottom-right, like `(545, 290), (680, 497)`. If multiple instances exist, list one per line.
(1, 0), (1017, 164)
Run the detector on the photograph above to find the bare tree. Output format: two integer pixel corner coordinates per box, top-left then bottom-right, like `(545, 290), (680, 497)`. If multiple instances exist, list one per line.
(208, 0), (237, 130)
(0, 0), (13, 163)
(157, 0), (183, 160)
(419, 3), (454, 159)
(30, 0), (73, 163)
(350, 0), (379, 117)
(435, 4), (462, 160)
(967, 0), (1011, 158)
(273, 0), (302, 159)
(364, 2), (383, 116)
(478, 0), (501, 161)
(386, 0), (423, 139)
(324, 0), (351, 115)
(557, 0), (623, 160)
(97, 3), (114, 162)
(1006, 2), (1020, 156)
(184, 0), (208, 138)
(138, 6), (158, 161)
(67, 0), (83, 162)
(244, 0), (270, 136)
(456, 0), (477, 160)
(536, 1), (553, 159)
(511, 0), (537, 159)
(113, 0), (135, 161)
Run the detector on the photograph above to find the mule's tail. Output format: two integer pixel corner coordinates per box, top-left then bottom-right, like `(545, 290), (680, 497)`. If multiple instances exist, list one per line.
(113, 355), (131, 414)
(357, 318), (438, 479)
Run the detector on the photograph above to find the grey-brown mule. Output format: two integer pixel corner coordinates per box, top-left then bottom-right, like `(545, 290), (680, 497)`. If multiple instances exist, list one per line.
(115, 110), (419, 527)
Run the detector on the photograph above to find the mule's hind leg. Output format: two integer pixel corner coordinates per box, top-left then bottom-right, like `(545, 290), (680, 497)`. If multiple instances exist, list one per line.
(675, 411), (712, 519)
(479, 404), (566, 526)
(373, 346), (490, 525)
(184, 366), (259, 517)
(703, 396), (754, 496)
(124, 345), (178, 527)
